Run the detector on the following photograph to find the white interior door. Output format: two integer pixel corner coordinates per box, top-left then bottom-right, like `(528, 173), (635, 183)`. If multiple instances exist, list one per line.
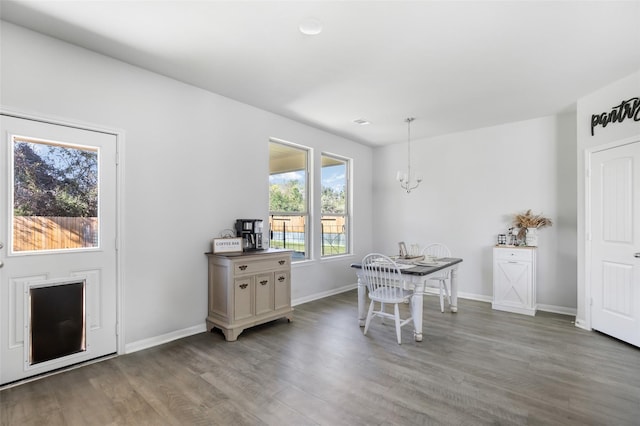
(590, 141), (640, 347)
(1, 115), (118, 384)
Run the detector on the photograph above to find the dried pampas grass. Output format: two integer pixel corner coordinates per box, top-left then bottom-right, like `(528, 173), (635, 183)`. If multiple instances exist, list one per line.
(513, 209), (552, 240)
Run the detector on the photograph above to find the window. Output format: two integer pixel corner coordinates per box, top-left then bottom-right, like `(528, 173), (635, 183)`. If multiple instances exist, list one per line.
(321, 154), (349, 257)
(12, 136), (99, 252)
(269, 140), (309, 260)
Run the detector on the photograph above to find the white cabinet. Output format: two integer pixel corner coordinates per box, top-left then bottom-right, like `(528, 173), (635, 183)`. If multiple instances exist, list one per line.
(206, 249), (293, 341)
(492, 246), (537, 316)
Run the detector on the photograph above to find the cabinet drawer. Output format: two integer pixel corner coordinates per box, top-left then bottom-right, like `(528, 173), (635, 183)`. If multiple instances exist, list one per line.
(494, 248), (533, 262)
(232, 256), (290, 275)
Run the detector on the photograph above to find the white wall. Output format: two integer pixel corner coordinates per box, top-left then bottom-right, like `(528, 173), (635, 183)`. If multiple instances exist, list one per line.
(0, 22), (373, 350)
(372, 114), (578, 313)
(575, 70), (640, 328)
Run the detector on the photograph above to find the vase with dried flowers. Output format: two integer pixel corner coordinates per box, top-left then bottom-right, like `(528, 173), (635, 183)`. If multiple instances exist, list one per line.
(513, 209), (552, 246)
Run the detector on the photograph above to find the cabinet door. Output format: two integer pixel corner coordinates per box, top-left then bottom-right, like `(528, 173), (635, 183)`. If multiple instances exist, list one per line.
(255, 273), (274, 315)
(274, 271), (290, 311)
(234, 277), (253, 320)
(494, 260), (531, 308)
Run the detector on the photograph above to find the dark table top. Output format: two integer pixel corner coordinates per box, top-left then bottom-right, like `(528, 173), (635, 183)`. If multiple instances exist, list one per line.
(350, 257), (462, 276)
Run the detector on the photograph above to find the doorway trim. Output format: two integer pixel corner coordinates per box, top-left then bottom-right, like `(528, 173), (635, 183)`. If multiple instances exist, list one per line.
(1, 106), (126, 356)
(584, 135), (640, 332)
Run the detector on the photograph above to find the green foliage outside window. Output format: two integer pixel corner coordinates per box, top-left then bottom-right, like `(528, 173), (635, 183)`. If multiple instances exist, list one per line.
(14, 141), (98, 217)
(269, 180), (305, 212)
(321, 186), (345, 214)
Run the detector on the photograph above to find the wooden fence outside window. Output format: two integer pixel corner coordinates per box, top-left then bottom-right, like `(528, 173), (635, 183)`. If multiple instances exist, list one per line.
(13, 216), (98, 251)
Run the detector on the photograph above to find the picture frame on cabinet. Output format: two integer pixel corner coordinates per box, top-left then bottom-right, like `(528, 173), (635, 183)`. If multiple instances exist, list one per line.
(212, 238), (243, 253)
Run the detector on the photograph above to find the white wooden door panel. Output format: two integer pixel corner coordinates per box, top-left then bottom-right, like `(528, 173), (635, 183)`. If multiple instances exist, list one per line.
(590, 141), (640, 347)
(1, 115), (118, 384)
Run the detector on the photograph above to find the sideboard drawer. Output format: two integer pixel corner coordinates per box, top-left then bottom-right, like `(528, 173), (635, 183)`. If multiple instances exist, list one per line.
(232, 256), (290, 275)
(494, 247), (534, 262)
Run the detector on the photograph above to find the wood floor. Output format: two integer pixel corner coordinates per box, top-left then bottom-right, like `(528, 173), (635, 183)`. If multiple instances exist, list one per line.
(2, 290), (640, 425)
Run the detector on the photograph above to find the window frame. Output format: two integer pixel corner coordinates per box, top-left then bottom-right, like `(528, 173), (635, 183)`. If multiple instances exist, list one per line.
(320, 152), (351, 258)
(10, 135), (101, 255)
(268, 138), (311, 261)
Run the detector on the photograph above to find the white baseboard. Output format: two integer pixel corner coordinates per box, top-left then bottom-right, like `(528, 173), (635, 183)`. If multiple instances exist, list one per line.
(305, 284), (576, 316)
(124, 286), (360, 355)
(292, 283), (358, 306)
(124, 286), (577, 355)
(574, 319), (590, 330)
(536, 303), (577, 316)
(125, 323), (207, 354)
(456, 291), (493, 303)
(462, 295), (576, 316)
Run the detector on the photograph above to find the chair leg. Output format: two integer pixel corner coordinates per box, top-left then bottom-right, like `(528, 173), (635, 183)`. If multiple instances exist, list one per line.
(364, 300), (375, 335)
(439, 280), (445, 313)
(394, 303), (402, 344)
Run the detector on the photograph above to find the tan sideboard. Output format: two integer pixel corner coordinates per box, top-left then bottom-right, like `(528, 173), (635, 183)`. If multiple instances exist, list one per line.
(205, 249), (293, 341)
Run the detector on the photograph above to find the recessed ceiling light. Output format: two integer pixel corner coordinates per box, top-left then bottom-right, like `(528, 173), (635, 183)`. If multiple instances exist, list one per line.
(353, 119), (370, 125)
(299, 18), (322, 36)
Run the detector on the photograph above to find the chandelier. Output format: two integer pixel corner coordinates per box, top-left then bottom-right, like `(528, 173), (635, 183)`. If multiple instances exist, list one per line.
(396, 117), (422, 193)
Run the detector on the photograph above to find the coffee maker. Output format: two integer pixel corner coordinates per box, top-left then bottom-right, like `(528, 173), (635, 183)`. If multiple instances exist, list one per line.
(235, 219), (264, 251)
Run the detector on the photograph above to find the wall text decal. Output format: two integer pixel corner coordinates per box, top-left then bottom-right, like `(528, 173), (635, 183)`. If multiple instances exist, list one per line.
(591, 97), (640, 136)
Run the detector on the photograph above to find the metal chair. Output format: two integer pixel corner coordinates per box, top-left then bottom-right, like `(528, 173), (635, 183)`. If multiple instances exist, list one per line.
(421, 243), (452, 312)
(361, 253), (414, 344)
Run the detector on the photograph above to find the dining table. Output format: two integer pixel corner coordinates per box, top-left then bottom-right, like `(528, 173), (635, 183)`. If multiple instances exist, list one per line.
(350, 257), (463, 342)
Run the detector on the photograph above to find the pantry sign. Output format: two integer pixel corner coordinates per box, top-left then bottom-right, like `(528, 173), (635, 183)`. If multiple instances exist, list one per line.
(591, 97), (640, 136)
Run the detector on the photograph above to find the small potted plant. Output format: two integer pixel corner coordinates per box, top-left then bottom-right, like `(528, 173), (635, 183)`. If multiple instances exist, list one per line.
(513, 209), (552, 246)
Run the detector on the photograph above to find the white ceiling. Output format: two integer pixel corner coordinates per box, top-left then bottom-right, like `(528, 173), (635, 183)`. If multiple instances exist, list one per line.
(1, 1), (639, 146)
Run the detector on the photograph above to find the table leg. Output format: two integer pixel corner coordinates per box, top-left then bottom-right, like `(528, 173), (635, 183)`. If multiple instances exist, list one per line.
(412, 281), (424, 341)
(357, 273), (366, 326)
(450, 266), (459, 313)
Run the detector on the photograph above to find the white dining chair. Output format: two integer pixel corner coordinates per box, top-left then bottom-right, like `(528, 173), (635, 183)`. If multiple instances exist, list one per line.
(421, 243), (452, 313)
(361, 253), (414, 344)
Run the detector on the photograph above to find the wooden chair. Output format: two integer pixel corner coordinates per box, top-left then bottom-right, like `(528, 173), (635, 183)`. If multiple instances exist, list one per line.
(421, 243), (452, 312)
(361, 253), (414, 344)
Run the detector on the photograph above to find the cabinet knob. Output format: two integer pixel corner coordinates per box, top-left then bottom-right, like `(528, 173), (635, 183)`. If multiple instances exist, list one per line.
(238, 265), (248, 271)
(260, 280), (268, 285)
(239, 283), (248, 289)
(278, 260), (285, 265)
(635, 253), (640, 258)
(278, 276), (285, 282)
